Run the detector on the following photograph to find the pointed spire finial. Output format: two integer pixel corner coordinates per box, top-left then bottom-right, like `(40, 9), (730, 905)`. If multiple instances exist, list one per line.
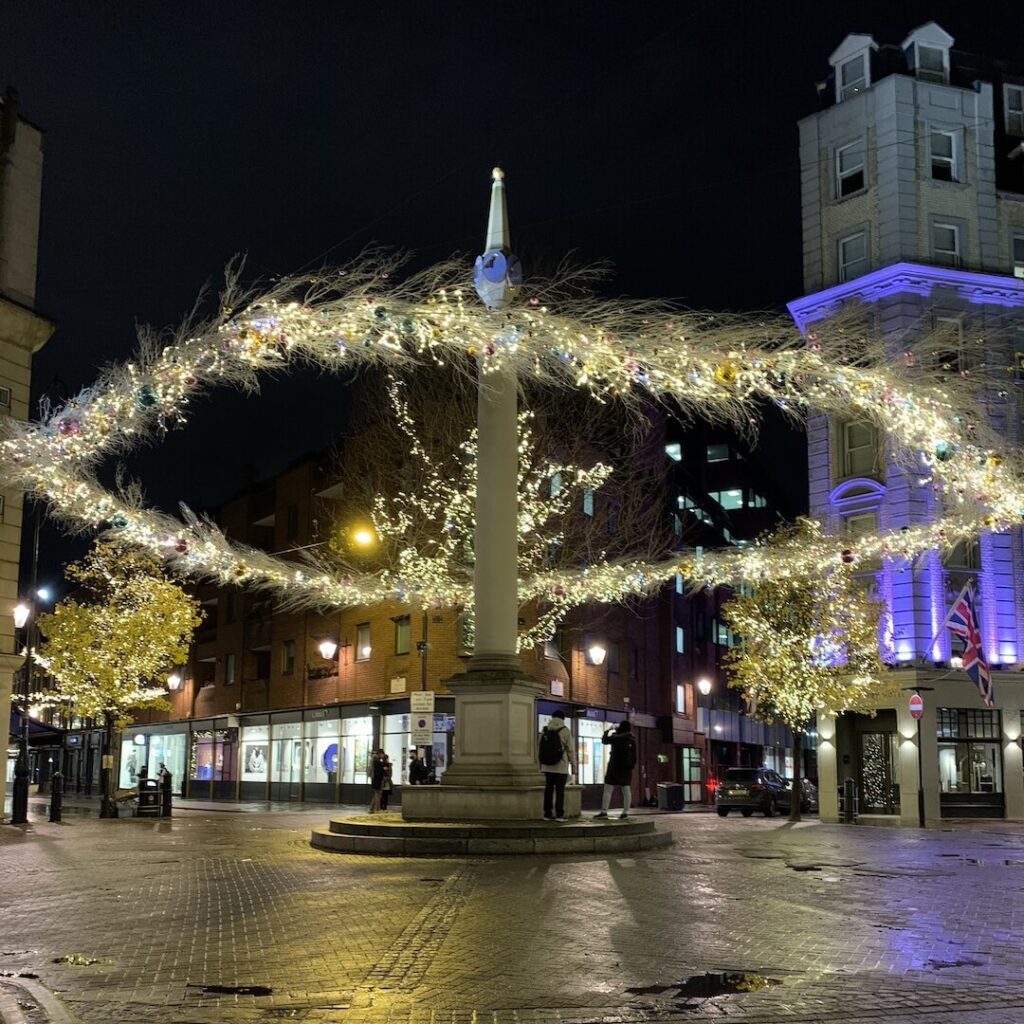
(474, 167), (522, 310)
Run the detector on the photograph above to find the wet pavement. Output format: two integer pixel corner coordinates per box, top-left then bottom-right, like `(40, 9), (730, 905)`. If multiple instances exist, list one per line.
(1, 806), (1024, 1022)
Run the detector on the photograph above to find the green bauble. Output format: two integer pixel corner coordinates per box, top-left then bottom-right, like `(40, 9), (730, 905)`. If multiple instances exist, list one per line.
(110, 513), (128, 529)
(934, 441), (954, 462)
(138, 384), (158, 408)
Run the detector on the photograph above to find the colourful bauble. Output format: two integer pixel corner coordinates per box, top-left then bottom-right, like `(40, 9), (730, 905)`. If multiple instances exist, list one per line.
(714, 361), (739, 386)
(174, 538), (188, 554)
(934, 442), (954, 462)
(138, 384), (158, 408)
(841, 549), (855, 564)
(110, 513), (128, 529)
(57, 418), (80, 436)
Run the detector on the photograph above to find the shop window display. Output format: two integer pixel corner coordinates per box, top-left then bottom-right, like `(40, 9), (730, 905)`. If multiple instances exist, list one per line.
(304, 717), (341, 793)
(241, 724), (270, 782)
(147, 733), (186, 788)
(272, 721), (302, 785)
(119, 737), (147, 789)
(576, 718), (607, 785)
(341, 716), (373, 785)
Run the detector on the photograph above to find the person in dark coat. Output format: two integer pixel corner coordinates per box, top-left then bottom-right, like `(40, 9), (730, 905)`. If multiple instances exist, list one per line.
(368, 749), (386, 813)
(593, 721), (636, 819)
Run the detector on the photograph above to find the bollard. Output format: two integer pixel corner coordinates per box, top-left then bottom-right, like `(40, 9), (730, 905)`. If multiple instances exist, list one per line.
(49, 771), (63, 823)
(842, 777), (857, 824)
(160, 771), (173, 818)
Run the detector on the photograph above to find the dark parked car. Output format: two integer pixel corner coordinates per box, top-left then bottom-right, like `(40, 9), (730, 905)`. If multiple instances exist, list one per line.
(715, 768), (819, 817)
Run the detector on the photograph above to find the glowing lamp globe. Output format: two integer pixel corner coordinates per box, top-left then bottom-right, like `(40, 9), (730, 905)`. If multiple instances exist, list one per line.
(318, 638), (339, 660)
(697, 677), (713, 696)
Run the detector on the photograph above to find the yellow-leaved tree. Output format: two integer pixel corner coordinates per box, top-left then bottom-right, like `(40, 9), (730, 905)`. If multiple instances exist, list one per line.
(721, 541), (895, 821)
(37, 541), (203, 818)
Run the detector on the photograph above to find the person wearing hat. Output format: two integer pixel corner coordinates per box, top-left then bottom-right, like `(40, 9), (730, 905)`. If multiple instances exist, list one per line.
(538, 709), (576, 821)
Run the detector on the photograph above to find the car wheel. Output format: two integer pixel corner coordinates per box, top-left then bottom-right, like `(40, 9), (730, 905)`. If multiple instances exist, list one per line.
(741, 809), (753, 817)
(717, 807), (729, 817)
(763, 798), (775, 818)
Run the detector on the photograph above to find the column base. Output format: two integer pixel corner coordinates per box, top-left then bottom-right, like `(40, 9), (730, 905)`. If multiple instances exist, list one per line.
(401, 783), (582, 821)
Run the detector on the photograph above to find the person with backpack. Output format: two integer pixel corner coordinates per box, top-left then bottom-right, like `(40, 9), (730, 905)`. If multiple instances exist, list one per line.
(538, 709), (576, 821)
(593, 720), (636, 819)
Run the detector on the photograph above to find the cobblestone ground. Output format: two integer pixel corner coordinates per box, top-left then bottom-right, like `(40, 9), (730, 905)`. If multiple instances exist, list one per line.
(2, 806), (1024, 1023)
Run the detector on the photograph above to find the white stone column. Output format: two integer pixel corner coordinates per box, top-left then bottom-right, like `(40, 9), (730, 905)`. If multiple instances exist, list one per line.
(1002, 708), (1024, 819)
(817, 714), (840, 823)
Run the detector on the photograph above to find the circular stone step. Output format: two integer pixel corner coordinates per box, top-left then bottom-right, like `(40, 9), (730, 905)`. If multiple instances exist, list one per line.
(310, 814), (673, 856)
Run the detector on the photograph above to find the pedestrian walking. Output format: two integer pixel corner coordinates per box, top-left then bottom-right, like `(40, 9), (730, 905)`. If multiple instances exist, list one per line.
(369, 749), (386, 813)
(380, 754), (394, 811)
(593, 721), (636, 819)
(409, 751), (427, 785)
(538, 709), (575, 821)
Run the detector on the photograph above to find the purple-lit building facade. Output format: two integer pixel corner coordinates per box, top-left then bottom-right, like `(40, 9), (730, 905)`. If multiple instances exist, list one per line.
(791, 23), (1024, 823)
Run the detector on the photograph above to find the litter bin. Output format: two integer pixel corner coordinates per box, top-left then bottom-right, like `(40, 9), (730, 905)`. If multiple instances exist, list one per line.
(657, 781), (686, 812)
(136, 778), (161, 818)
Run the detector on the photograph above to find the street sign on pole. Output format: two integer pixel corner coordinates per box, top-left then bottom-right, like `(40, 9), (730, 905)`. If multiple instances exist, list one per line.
(909, 693), (924, 720)
(411, 691), (435, 746)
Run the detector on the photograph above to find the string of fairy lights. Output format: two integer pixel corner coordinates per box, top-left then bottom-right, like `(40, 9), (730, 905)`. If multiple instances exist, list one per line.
(1, 254), (1020, 626)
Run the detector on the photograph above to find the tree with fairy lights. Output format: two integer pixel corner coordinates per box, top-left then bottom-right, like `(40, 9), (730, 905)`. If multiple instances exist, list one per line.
(323, 369), (671, 649)
(721, 525), (894, 821)
(36, 541), (203, 818)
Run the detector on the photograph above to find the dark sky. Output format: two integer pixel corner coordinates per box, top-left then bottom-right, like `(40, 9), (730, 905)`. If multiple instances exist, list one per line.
(2, 1), (1023, 585)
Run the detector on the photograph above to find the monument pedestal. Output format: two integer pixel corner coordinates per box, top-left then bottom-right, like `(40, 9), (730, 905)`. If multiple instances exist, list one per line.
(401, 657), (579, 821)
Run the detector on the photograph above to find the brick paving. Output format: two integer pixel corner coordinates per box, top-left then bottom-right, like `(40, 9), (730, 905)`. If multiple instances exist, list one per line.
(2, 807), (1024, 1023)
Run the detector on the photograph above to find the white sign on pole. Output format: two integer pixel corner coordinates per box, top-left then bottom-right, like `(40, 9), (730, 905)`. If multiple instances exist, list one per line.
(410, 691), (435, 714)
(410, 691), (435, 746)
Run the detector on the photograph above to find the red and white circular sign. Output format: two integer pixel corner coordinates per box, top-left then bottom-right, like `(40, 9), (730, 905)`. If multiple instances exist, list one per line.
(909, 693), (924, 720)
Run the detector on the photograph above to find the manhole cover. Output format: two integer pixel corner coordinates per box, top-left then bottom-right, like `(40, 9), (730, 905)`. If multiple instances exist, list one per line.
(627, 972), (781, 999)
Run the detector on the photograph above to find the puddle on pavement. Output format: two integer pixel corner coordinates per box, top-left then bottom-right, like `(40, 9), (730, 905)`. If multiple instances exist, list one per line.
(626, 972), (781, 999)
(189, 984), (273, 996)
(53, 955), (102, 966)
(788, 864), (821, 872)
(0, 971), (40, 980)
(927, 958), (983, 969)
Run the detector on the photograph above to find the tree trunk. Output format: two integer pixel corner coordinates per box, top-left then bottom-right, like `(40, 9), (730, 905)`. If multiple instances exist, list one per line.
(99, 712), (118, 819)
(789, 731), (803, 822)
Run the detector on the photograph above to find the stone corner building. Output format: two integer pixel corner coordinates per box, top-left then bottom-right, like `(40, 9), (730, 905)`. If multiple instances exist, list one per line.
(792, 22), (1024, 824)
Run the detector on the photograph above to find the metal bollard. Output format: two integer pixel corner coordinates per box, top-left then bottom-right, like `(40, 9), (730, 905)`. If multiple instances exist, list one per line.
(161, 772), (173, 818)
(842, 777), (857, 824)
(49, 771), (63, 823)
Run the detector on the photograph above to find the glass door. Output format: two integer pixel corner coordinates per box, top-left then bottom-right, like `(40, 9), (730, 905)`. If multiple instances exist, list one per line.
(859, 732), (899, 814)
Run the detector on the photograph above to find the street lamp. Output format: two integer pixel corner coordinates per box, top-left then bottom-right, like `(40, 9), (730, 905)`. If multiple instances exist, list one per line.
(318, 638), (339, 661)
(587, 643), (607, 666)
(166, 672), (183, 691)
(697, 677), (713, 696)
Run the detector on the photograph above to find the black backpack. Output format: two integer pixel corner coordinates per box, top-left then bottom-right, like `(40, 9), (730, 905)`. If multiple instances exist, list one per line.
(539, 727), (563, 765)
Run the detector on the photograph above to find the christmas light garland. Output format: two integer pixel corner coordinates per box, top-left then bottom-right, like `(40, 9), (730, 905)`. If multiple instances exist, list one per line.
(2, 254), (1020, 619)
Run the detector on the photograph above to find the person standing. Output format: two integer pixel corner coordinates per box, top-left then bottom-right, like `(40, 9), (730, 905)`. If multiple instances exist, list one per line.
(379, 753), (394, 811)
(368, 749), (386, 814)
(593, 721), (636, 819)
(538, 710), (576, 821)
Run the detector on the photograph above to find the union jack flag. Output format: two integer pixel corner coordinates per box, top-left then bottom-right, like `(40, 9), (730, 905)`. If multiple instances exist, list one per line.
(946, 584), (994, 707)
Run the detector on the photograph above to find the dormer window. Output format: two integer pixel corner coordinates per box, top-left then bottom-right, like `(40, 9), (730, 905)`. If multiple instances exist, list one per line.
(1006, 85), (1024, 137)
(829, 33), (877, 104)
(902, 22), (953, 85)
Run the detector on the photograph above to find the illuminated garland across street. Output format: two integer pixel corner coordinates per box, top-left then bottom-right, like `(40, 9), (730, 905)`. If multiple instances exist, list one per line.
(1, 254), (1020, 620)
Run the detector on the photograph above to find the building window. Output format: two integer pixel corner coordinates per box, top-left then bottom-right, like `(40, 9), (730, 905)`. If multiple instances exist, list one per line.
(285, 503), (299, 540)
(225, 653), (236, 685)
(910, 44), (947, 83)
(675, 572), (683, 595)
(0, 386), (10, 409)
(836, 140), (866, 197)
(394, 615), (411, 655)
(1013, 234), (1024, 279)
(675, 684), (686, 715)
(838, 231), (868, 282)
(543, 626), (564, 661)
(281, 639), (295, 675)
(1006, 85), (1024, 137)
(664, 442), (682, 462)
(747, 492), (766, 508)
(932, 316), (966, 373)
(675, 626), (685, 654)
(713, 619), (731, 647)
(606, 642), (620, 673)
(841, 420), (876, 478)
(932, 222), (960, 266)
(549, 472), (562, 498)
(582, 488), (594, 516)
(930, 130), (959, 182)
(845, 511), (878, 540)
(706, 443), (729, 463)
(355, 623), (371, 661)
(839, 54), (867, 99)
(709, 488), (743, 511)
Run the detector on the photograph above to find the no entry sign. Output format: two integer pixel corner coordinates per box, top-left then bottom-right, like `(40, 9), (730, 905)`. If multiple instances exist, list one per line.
(909, 693), (924, 720)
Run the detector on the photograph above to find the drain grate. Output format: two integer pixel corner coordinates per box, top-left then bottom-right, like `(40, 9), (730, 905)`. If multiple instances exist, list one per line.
(627, 972), (781, 999)
(188, 983), (274, 996)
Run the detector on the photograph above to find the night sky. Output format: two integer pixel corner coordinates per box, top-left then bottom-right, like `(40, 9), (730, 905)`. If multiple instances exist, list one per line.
(2, 1), (1023, 586)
